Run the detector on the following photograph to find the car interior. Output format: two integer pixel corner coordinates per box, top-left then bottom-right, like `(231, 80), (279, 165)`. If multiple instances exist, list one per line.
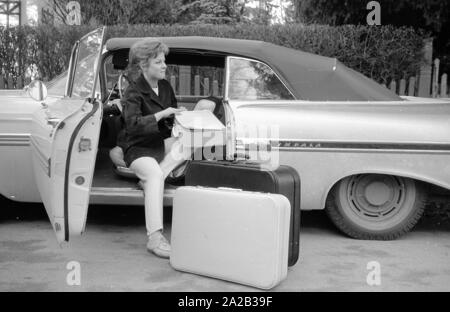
(91, 48), (227, 194)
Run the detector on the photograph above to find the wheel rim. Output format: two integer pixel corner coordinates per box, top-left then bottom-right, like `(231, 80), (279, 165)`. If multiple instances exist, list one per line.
(346, 174), (407, 222)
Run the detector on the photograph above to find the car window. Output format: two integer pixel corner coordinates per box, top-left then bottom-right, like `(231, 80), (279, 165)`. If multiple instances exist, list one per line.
(228, 57), (294, 100)
(47, 71), (67, 97)
(72, 52), (97, 98)
(104, 52), (225, 98)
(71, 29), (103, 99)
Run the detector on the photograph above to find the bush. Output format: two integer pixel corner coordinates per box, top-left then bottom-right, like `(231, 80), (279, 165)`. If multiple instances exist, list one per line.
(0, 25), (93, 85)
(0, 23), (425, 86)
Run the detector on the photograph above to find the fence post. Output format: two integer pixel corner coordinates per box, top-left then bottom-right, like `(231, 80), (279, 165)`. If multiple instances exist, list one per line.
(17, 77), (23, 89)
(203, 78), (210, 96)
(212, 80), (219, 96)
(194, 75), (200, 96)
(170, 75), (176, 93)
(398, 79), (406, 96)
(389, 80), (397, 94)
(432, 58), (440, 98)
(7, 76), (14, 89)
(418, 38), (433, 97)
(441, 73), (448, 98)
(179, 66), (191, 95)
(408, 77), (416, 96)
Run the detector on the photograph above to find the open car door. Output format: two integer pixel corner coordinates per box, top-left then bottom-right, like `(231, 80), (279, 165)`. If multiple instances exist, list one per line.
(30, 27), (105, 244)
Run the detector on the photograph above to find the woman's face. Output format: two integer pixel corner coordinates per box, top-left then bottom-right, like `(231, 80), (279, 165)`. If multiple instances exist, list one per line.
(142, 52), (167, 81)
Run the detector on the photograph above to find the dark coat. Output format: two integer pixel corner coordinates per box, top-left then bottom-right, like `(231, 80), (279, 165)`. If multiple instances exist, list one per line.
(118, 74), (178, 166)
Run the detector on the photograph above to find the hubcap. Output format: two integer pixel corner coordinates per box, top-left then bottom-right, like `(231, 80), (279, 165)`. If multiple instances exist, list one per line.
(365, 181), (391, 206)
(347, 175), (406, 221)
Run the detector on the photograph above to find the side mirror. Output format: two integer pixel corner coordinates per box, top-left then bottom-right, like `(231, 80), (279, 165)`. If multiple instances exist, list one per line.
(26, 80), (48, 102)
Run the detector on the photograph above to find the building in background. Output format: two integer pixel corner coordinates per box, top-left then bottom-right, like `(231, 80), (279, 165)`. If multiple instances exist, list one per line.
(0, 0), (58, 27)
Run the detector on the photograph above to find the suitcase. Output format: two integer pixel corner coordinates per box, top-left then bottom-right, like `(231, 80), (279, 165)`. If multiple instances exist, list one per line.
(185, 160), (301, 266)
(170, 186), (291, 290)
(172, 110), (225, 148)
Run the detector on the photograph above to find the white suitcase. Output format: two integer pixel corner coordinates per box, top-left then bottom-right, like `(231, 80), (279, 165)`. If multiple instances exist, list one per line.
(172, 110), (225, 148)
(170, 186), (291, 290)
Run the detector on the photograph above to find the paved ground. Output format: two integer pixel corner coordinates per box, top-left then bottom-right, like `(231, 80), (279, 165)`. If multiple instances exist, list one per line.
(1, 198), (450, 292)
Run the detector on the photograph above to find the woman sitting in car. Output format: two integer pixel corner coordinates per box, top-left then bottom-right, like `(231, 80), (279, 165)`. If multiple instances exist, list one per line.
(112, 39), (216, 258)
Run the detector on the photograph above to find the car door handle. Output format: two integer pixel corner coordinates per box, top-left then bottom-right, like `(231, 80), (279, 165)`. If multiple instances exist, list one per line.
(46, 117), (61, 127)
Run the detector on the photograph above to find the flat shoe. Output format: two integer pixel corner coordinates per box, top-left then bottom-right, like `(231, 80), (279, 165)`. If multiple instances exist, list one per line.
(147, 232), (171, 259)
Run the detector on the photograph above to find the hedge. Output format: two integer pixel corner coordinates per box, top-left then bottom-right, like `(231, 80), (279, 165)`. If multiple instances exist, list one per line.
(0, 23), (425, 87)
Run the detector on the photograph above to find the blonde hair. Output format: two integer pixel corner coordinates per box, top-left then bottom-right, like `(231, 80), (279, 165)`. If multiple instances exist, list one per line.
(128, 39), (169, 73)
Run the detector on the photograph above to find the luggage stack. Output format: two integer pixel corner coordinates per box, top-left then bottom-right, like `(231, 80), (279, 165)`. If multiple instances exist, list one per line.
(170, 160), (301, 290)
(185, 160), (301, 267)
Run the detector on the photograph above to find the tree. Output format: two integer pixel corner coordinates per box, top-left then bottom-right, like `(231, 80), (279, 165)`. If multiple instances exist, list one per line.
(245, 0), (275, 25)
(293, 0), (449, 32)
(175, 0), (249, 24)
(293, 0), (450, 73)
(43, 0), (176, 25)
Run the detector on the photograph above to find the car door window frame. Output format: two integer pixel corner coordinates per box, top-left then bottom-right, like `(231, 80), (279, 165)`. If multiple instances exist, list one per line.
(225, 56), (296, 101)
(66, 41), (79, 97)
(66, 27), (105, 100)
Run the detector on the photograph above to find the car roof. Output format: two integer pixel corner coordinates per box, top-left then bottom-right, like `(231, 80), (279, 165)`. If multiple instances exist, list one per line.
(106, 36), (401, 101)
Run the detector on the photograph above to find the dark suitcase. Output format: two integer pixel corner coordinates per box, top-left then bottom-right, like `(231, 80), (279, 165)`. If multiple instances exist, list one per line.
(185, 160), (301, 267)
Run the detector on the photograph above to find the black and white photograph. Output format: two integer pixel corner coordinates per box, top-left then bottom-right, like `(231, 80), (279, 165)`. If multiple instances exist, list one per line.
(0, 0), (449, 296)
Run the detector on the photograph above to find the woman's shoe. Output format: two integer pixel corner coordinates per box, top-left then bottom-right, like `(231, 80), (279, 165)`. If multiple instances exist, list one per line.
(147, 231), (171, 259)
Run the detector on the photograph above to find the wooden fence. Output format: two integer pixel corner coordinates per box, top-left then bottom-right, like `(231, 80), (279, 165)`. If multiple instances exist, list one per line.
(167, 65), (222, 97)
(385, 58), (449, 98)
(0, 76), (31, 90)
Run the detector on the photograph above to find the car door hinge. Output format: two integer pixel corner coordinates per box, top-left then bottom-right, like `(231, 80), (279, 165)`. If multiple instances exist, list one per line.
(79, 137), (92, 152)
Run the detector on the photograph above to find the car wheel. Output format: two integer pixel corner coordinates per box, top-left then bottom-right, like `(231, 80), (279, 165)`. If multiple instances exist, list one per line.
(325, 174), (426, 240)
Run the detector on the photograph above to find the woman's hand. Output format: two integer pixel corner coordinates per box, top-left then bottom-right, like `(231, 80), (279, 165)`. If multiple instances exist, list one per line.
(154, 107), (186, 121)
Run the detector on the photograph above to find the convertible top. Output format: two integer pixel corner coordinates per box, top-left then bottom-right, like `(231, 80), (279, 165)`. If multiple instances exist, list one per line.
(106, 36), (401, 101)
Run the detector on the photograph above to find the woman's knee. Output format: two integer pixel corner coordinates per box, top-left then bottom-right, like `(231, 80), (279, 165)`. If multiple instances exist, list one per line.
(129, 157), (163, 181)
(109, 146), (126, 167)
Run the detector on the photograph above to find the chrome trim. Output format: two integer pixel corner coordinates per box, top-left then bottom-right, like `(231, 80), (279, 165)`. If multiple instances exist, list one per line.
(271, 140), (450, 153)
(90, 186), (176, 206)
(0, 134), (31, 146)
(66, 41), (79, 97)
(223, 100), (236, 160)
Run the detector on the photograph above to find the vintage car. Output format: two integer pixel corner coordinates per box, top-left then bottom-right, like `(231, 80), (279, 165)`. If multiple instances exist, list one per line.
(1, 27), (449, 244)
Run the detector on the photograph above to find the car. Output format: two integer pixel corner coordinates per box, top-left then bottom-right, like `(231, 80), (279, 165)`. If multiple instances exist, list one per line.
(1, 27), (449, 244)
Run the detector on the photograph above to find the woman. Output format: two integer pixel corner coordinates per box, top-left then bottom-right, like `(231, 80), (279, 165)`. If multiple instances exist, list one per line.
(119, 39), (215, 258)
